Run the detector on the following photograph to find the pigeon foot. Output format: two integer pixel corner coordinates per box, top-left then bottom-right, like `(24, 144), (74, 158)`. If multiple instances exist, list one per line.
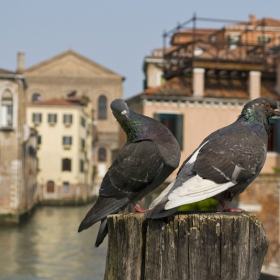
(134, 204), (150, 213)
(218, 207), (245, 213)
(218, 200), (245, 213)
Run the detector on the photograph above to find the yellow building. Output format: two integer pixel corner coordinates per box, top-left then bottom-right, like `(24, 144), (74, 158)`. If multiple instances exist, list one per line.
(27, 96), (93, 204)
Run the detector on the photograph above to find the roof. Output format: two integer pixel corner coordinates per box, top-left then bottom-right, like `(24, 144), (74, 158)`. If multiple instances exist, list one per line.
(28, 97), (81, 107)
(24, 49), (125, 79)
(0, 68), (16, 75)
(230, 17), (280, 28)
(129, 75), (280, 101)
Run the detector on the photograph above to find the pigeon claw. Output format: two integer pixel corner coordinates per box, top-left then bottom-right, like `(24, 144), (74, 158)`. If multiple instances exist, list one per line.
(218, 200), (245, 213)
(218, 207), (245, 213)
(134, 204), (150, 213)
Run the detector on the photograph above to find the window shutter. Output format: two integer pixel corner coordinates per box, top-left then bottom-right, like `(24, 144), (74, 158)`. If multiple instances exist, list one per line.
(153, 113), (160, 122)
(176, 114), (183, 150)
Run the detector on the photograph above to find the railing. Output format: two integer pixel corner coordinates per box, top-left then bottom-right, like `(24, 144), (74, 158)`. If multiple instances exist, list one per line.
(162, 14), (278, 79)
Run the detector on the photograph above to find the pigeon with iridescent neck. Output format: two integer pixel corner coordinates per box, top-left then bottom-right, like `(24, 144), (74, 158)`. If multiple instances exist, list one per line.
(147, 97), (280, 219)
(78, 99), (180, 246)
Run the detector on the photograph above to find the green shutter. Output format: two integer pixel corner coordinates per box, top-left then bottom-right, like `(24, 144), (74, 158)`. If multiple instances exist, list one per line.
(153, 113), (160, 122)
(176, 114), (183, 150)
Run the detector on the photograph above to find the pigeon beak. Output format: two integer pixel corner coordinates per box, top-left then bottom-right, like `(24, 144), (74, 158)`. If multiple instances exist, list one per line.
(120, 109), (129, 119)
(272, 101), (280, 118)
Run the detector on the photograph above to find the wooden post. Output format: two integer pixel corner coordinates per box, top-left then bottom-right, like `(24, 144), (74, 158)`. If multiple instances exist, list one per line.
(104, 213), (268, 280)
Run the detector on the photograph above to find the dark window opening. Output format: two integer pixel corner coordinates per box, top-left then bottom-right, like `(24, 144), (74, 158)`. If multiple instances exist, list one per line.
(63, 114), (73, 125)
(98, 148), (107, 162)
(98, 95), (107, 120)
(62, 158), (71, 171)
(32, 113), (42, 124)
(80, 160), (84, 173)
(63, 136), (72, 145)
(154, 113), (183, 150)
(37, 135), (41, 145)
(48, 114), (57, 124)
(32, 93), (42, 102)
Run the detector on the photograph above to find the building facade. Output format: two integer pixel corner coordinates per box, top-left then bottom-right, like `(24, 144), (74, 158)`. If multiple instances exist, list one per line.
(27, 97), (93, 204)
(0, 69), (38, 224)
(20, 49), (124, 193)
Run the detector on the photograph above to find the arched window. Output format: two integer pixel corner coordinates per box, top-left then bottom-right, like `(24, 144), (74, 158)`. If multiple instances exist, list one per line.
(46, 180), (55, 193)
(98, 95), (107, 120)
(32, 93), (42, 102)
(62, 158), (72, 171)
(1, 90), (13, 128)
(98, 148), (107, 162)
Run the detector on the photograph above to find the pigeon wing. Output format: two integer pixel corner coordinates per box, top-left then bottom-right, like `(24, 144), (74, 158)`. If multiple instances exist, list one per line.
(193, 130), (267, 184)
(99, 140), (164, 198)
(165, 128), (267, 209)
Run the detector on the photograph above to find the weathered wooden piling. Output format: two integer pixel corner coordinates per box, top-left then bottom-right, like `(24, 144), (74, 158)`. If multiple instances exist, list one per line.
(104, 213), (268, 280)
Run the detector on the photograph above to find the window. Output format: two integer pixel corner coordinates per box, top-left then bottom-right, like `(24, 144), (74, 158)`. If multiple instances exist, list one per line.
(98, 148), (107, 162)
(80, 160), (84, 173)
(63, 114), (73, 126)
(62, 158), (71, 171)
(98, 95), (107, 120)
(46, 181), (55, 193)
(154, 113), (183, 150)
(258, 35), (271, 44)
(81, 138), (85, 149)
(80, 116), (86, 127)
(1, 90), (13, 128)
(32, 113), (42, 124)
(268, 119), (280, 152)
(63, 136), (72, 145)
(48, 114), (57, 124)
(32, 93), (42, 102)
(62, 182), (70, 192)
(228, 34), (241, 50)
(37, 135), (42, 145)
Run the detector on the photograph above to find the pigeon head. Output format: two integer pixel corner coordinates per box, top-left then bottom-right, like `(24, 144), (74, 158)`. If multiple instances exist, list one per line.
(242, 98), (280, 119)
(240, 98), (280, 131)
(110, 99), (130, 121)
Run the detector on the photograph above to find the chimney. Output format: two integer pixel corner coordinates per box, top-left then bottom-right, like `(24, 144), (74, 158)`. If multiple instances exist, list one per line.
(248, 71), (261, 100)
(17, 52), (25, 73)
(192, 68), (205, 97)
(249, 14), (256, 24)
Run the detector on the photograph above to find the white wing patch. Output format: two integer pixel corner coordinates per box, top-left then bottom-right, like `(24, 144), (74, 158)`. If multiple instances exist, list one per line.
(149, 180), (175, 210)
(187, 140), (209, 165)
(165, 175), (234, 210)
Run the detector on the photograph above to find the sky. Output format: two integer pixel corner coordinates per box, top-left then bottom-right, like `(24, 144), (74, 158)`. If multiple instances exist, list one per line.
(1, 0), (280, 99)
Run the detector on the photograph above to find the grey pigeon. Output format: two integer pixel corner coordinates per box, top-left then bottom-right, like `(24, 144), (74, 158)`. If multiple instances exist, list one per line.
(78, 99), (181, 246)
(147, 97), (280, 219)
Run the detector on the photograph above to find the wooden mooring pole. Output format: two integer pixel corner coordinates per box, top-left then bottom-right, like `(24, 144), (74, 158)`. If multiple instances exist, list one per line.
(104, 213), (268, 280)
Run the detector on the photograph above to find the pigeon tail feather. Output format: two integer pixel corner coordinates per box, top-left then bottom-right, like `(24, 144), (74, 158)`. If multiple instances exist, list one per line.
(95, 218), (108, 247)
(78, 196), (129, 232)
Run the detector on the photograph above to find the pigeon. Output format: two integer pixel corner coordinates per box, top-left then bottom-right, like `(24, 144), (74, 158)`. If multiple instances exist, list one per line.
(78, 98), (181, 246)
(147, 97), (280, 219)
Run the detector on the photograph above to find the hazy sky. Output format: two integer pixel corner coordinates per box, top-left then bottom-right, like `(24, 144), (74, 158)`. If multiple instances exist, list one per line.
(1, 0), (280, 99)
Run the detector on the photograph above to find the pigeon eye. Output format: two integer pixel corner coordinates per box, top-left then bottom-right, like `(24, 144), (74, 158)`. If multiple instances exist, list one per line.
(264, 103), (270, 108)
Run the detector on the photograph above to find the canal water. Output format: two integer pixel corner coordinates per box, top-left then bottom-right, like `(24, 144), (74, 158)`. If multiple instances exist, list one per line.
(0, 205), (107, 280)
